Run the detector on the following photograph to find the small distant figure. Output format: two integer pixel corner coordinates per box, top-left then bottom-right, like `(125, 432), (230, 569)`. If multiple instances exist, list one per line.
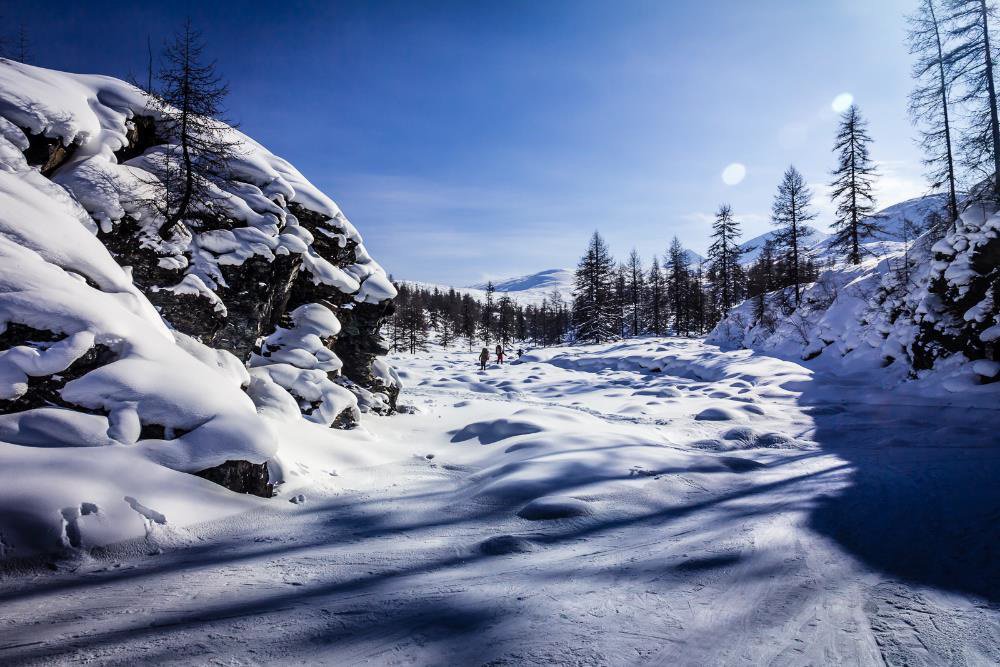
(496, 344), (505, 365)
(517, 348), (524, 358)
(479, 347), (490, 371)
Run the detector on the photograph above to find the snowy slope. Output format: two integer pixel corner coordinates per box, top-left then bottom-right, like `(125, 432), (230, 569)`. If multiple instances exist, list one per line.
(709, 193), (998, 387)
(740, 228), (830, 264)
(0, 59), (397, 559)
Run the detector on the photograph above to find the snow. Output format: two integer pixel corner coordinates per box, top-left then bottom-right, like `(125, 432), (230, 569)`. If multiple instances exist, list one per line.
(2, 338), (996, 663)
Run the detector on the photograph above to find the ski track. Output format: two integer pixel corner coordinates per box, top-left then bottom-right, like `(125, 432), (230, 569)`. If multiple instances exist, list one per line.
(0, 338), (998, 665)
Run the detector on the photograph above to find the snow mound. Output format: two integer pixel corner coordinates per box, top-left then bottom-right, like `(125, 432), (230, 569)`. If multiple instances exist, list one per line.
(517, 496), (593, 520)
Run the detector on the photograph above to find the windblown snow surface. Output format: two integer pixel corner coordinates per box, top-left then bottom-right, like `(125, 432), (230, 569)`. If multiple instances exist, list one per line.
(2, 338), (997, 664)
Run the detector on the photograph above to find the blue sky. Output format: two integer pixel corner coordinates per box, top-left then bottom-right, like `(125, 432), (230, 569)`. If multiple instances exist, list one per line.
(8, 0), (924, 285)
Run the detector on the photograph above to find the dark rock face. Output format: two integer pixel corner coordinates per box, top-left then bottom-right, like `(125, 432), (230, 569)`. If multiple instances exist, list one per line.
(336, 300), (398, 411)
(194, 460), (273, 497)
(99, 216), (304, 363)
(113, 115), (158, 163)
(285, 203), (399, 411)
(0, 323), (116, 415)
(21, 129), (77, 176)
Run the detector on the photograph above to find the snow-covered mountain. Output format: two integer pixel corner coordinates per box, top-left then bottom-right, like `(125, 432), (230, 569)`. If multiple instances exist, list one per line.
(404, 268), (575, 306)
(408, 251), (705, 307)
(469, 267), (573, 293)
(0, 59), (398, 558)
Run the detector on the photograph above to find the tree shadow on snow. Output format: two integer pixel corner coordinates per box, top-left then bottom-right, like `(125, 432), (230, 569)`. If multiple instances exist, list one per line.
(790, 375), (1000, 602)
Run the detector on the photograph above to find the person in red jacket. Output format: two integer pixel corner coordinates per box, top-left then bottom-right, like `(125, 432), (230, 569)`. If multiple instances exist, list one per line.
(496, 344), (505, 365)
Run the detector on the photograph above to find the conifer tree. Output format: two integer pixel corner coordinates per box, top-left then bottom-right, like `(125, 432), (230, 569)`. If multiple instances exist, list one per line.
(624, 248), (645, 336)
(829, 105), (881, 264)
(572, 231), (618, 343)
(646, 256), (665, 336)
(707, 204), (748, 315)
(944, 0), (1000, 195)
(771, 165), (817, 303)
(460, 295), (476, 350)
(614, 263), (628, 338)
(666, 237), (691, 335)
(908, 0), (960, 221)
(147, 19), (241, 238)
(478, 282), (496, 346)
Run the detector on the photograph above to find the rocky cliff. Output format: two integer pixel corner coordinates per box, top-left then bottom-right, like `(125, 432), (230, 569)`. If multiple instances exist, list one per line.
(0, 56), (399, 554)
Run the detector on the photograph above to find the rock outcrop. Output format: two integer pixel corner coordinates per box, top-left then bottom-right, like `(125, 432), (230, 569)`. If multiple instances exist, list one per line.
(0, 58), (399, 508)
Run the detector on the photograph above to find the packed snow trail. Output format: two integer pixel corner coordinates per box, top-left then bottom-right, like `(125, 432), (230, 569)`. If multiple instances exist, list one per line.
(1, 339), (998, 665)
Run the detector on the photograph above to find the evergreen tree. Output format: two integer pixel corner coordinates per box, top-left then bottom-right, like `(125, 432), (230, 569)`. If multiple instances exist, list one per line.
(944, 0), (1000, 194)
(908, 0), (960, 221)
(624, 248), (645, 336)
(572, 231), (618, 343)
(829, 105), (881, 264)
(496, 294), (516, 347)
(460, 295), (477, 350)
(748, 238), (779, 325)
(666, 237), (691, 335)
(707, 203), (748, 317)
(614, 263), (628, 338)
(478, 282), (495, 346)
(770, 165), (817, 303)
(689, 261), (708, 335)
(147, 20), (241, 238)
(646, 256), (665, 336)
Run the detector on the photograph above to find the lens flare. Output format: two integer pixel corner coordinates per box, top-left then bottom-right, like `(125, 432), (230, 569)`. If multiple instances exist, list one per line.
(721, 163), (746, 186)
(832, 93), (854, 113)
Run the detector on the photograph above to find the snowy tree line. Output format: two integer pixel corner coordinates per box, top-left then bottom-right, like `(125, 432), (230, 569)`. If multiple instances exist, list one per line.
(387, 282), (571, 353)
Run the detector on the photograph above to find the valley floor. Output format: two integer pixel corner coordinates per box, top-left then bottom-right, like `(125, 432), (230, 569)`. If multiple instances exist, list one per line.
(1, 338), (998, 665)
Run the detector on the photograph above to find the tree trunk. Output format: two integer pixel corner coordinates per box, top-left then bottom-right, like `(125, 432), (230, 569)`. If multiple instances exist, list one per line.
(980, 0), (1000, 199)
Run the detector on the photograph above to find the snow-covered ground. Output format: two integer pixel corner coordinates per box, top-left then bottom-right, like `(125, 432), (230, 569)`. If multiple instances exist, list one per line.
(1, 338), (998, 664)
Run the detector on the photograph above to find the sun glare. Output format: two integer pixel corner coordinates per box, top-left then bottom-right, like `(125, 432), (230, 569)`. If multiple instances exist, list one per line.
(721, 162), (746, 186)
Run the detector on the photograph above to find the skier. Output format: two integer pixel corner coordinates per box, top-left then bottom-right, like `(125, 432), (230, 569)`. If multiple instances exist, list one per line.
(478, 347), (489, 371)
(496, 344), (505, 365)
(517, 348), (524, 358)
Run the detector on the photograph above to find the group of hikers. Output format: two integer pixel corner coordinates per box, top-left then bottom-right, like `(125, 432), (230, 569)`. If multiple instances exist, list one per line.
(478, 345), (523, 370)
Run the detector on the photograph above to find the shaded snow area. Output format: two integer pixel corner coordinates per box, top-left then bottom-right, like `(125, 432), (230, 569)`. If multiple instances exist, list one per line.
(2, 339), (997, 664)
(0, 59), (396, 559)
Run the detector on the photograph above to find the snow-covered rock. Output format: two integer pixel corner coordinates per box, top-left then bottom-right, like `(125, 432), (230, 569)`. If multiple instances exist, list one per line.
(0, 58), (399, 558)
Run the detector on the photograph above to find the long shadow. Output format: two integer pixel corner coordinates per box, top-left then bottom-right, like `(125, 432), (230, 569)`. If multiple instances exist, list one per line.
(794, 373), (1000, 602)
